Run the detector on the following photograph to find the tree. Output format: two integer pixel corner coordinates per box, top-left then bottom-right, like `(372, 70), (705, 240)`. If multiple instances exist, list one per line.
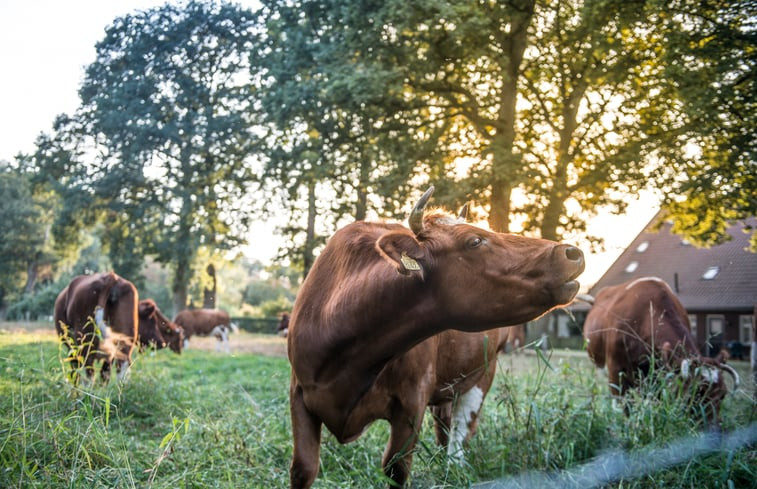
(258, 0), (756, 253)
(646, 0), (757, 249)
(0, 165), (51, 316)
(78, 0), (260, 313)
(256, 0), (432, 276)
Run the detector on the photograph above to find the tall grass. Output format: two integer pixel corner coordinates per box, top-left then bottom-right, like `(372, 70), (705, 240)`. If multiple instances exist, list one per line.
(0, 332), (754, 488)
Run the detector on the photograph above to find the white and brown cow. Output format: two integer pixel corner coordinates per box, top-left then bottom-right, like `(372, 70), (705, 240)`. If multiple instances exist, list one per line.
(427, 326), (515, 461)
(54, 271), (138, 384)
(173, 308), (238, 352)
(287, 187), (585, 488)
(138, 299), (184, 354)
(581, 277), (739, 423)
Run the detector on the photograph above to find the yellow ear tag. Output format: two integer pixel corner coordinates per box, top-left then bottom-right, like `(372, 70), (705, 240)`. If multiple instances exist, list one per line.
(400, 252), (421, 271)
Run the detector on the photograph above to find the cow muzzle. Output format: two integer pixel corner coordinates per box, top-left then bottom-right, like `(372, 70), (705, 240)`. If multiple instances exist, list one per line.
(549, 245), (585, 304)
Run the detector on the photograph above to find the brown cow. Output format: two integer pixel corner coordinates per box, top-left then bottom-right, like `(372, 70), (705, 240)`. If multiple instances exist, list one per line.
(54, 272), (138, 384)
(428, 326), (516, 460)
(581, 277), (739, 422)
(287, 187), (585, 488)
(173, 308), (238, 352)
(138, 299), (184, 353)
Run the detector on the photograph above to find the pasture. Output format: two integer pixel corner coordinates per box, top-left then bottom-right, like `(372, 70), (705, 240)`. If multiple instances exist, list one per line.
(1, 324), (755, 489)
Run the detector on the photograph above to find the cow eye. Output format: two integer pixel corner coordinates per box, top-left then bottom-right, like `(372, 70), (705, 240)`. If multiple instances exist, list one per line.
(466, 236), (484, 249)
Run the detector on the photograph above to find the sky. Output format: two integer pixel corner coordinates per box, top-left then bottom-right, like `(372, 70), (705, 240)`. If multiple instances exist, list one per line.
(0, 0), (659, 288)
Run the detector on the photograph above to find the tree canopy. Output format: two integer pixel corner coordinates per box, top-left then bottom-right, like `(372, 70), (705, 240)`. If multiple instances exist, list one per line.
(3, 0), (755, 317)
(76, 0), (260, 312)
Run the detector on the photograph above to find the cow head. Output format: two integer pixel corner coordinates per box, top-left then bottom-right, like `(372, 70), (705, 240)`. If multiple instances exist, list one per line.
(138, 299), (185, 354)
(376, 186), (585, 329)
(680, 355), (740, 422)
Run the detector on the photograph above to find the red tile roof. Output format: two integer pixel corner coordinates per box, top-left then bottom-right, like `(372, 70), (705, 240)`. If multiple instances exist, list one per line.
(588, 212), (757, 312)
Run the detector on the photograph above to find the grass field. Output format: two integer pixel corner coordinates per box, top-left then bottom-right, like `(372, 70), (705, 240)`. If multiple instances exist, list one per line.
(1, 325), (755, 488)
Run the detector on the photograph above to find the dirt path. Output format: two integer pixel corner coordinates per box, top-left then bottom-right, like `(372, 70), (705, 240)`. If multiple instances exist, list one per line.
(185, 331), (288, 357)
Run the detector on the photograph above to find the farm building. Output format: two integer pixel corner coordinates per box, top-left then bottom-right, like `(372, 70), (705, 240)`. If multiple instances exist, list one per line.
(528, 212), (757, 358)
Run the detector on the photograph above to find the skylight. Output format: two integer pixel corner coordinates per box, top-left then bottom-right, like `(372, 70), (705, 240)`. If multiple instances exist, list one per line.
(702, 266), (720, 280)
(625, 261), (639, 273)
(636, 241), (649, 253)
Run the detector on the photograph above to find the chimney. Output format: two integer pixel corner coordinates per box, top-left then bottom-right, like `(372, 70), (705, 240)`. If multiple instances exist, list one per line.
(674, 272), (680, 293)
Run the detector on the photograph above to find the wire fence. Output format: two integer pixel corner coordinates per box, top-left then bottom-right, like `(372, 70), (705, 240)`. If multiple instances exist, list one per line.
(472, 422), (757, 489)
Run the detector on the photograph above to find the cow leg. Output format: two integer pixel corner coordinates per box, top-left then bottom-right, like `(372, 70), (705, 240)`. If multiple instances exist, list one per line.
(100, 358), (112, 384)
(290, 383), (322, 489)
(447, 386), (485, 462)
(116, 359), (130, 382)
(606, 363), (632, 415)
(383, 406), (424, 487)
(81, 335), (99, 385)
(222, 328), (230, 353)
(430, 403), (452, 447)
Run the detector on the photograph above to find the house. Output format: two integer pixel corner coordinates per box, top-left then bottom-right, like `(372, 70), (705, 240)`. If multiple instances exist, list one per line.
(538, 212), (757, 358)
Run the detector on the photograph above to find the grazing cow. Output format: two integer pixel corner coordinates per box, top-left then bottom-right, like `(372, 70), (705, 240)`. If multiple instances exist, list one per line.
(138, 299), (184, 353)
(54, 271), (138, 384)
(287, 187), (585, 488)
(173, 308), (238, 352)
(581, 277), (740, 423)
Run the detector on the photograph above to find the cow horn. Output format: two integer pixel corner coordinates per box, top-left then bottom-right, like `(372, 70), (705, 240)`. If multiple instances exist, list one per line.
(719, 363), (740, 390)
(575, 294), (595, 305)
(458, 202), (469, 221)
(409, 186), (434, 235)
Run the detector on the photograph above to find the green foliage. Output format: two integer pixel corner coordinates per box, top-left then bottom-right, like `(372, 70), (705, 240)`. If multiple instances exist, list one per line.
(645, 0), (757, 249)
(0, 165), (56, 312)
(75, 0), (261, 308)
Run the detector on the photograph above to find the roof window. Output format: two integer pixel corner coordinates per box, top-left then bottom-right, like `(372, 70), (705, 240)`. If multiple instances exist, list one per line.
(625, 261), (639, 273)
(636, 241), (649, 253)
(702, 266), (720, 280)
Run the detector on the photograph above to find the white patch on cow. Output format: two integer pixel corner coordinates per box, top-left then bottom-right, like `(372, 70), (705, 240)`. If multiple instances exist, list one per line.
(210, 325), (230, 353)
(448, 386), (484, 463)
(94, 306), (110, 339)
(681, 359), (691, 378)
(183, 338), (190, 350)
(230, 322), (239, 333)
(700, 367), (719, 384)
(624, 276), (668, 291)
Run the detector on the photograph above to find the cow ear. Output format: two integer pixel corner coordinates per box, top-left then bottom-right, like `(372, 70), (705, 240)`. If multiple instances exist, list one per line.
(139, 301), (155, 316)
(375, 232), (425, 277)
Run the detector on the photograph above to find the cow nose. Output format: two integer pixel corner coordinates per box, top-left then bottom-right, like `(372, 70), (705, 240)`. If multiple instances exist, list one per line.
(555, 244), (585, 274)
(564, 245), (583, 263)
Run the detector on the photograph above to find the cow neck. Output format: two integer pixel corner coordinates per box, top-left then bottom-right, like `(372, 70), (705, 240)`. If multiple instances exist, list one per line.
(298, 295), (443, 438)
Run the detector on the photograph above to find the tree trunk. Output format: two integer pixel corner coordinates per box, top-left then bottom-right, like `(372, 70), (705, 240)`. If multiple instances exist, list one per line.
(203, 263), (216, 308)
(24, 260), (38, 294)
(302, 180), (317, 279)
(486, 1), (533, 233)
(541, 77), (587, 241)
(172, 261), (189, 317)
(488, 180), (512, 233)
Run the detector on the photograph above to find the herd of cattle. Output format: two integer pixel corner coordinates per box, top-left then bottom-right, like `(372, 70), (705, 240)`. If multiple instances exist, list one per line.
(53, 271), (237, 383)
(51, 186), (746, 489)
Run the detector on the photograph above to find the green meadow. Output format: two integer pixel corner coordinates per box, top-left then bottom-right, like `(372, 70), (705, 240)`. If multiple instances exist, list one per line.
(1, 328), (754, 488)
